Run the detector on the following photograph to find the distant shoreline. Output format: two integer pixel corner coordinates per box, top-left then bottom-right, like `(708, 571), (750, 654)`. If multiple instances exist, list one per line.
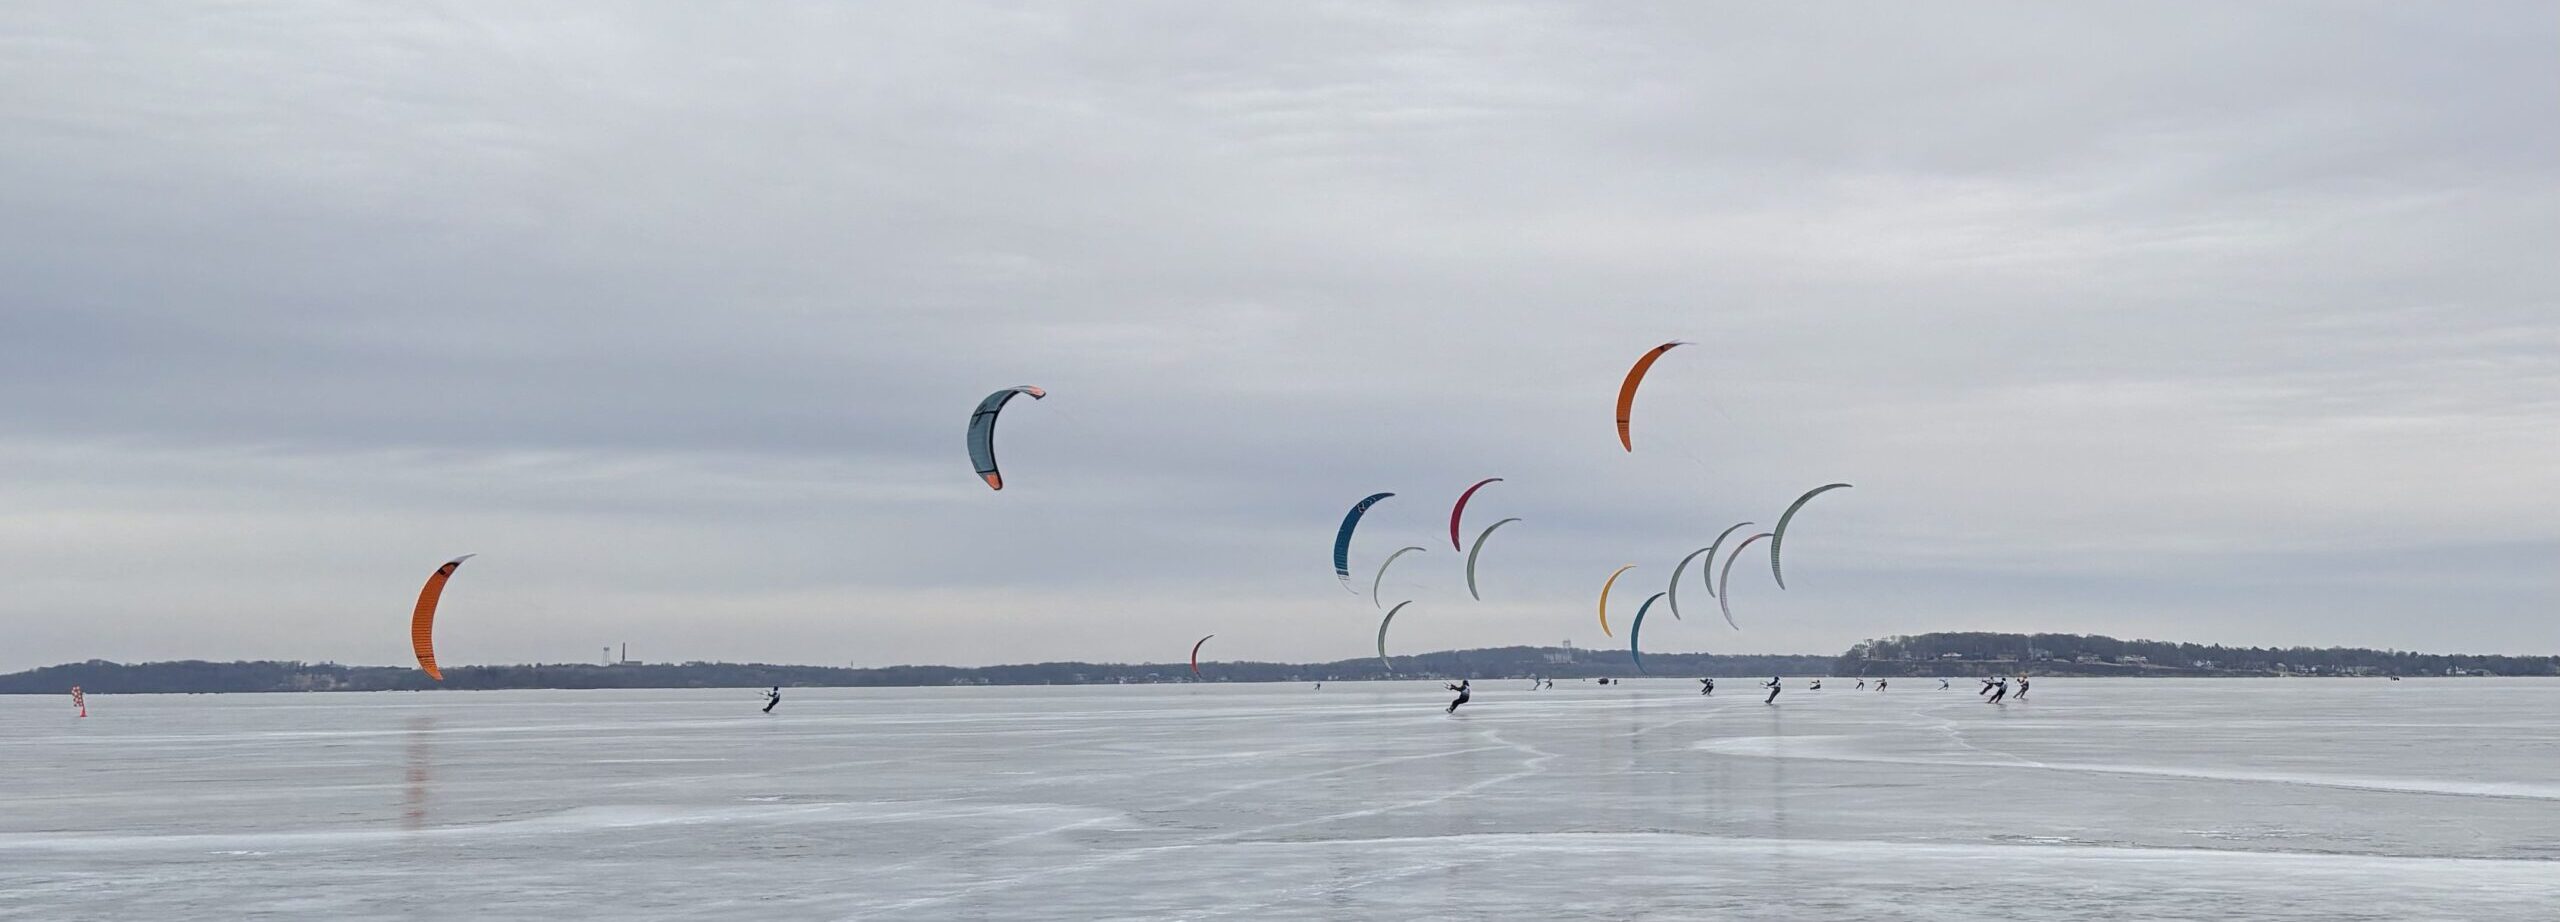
(1, 671), (2536, 698)
(7, 631), (2554, 694)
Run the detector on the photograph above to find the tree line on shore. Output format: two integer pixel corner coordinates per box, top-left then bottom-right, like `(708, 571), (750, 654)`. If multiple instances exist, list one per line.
(5, 633), (2551, 694)
(1838, 632), (2560, 678)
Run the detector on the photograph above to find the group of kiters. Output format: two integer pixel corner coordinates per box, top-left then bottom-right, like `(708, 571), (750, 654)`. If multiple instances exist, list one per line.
(738, 675), (2038, 717)
(1426, 673), (2035, 714)
(1728, 674), (2034, 704)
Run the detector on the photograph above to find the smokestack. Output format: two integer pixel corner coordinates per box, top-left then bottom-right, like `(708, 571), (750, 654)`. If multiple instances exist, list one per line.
(621, 642), (628, 664)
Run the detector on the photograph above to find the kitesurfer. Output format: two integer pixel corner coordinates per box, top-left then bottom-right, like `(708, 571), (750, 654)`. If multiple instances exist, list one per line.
(1700, 677), (1715, 696)
(1876, 679), (1887, 692)
(762, 687), (781, 714)
(2015, 677), (2030, 700)
(1855, 678), (1866, 690)
(1445, 679), (1472, 714)
(1939, 678), (1950, 690)
(1986, 678), (2007, 704)
(1763, 676), (1782, 704)
(1979, 678), (1997, 696)
(1809, 679), (1822, 691)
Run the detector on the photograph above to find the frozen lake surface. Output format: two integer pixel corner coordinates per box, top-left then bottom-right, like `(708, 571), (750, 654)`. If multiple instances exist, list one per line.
(4, 678), (2557, 920)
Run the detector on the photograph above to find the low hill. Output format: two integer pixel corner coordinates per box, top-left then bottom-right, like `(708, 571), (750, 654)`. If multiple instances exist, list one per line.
(1836, 632), (2560, 678)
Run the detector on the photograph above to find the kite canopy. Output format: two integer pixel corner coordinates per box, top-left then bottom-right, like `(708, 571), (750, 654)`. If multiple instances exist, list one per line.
(1371, 546), (1426, 608)
(410, 554), (475, 681)
(1448, 478), (1503, 550)
(1190, 634), (1214, 679)
(1376, 601), (1414, 672)
(1333, 493), (1394, 592)
(1700, 521), (1756, 599)
(966, 386), (1047, 491)
(1771, 484), (1852, 589)
(1614, 341), (1686, 451)
(1668, 546), (1713, 620)
(1716, 533), (1774, 630)
(1463, 517), (1521, 601)
(1629, 591), (1668, 674)
(1598, 564), (1637, 637)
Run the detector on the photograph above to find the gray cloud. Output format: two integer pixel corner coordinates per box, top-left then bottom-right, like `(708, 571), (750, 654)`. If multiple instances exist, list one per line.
(2, 2), (2554, 670)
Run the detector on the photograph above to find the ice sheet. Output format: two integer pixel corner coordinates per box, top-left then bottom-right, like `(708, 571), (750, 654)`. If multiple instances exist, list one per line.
(3, 678), (2554, 920)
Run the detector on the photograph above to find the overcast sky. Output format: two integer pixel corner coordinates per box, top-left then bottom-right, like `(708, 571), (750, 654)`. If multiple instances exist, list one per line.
(2, 2), (2553, 671)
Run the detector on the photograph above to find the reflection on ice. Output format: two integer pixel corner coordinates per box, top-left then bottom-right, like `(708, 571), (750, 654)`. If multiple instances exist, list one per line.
(403, 715), (435, 830)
